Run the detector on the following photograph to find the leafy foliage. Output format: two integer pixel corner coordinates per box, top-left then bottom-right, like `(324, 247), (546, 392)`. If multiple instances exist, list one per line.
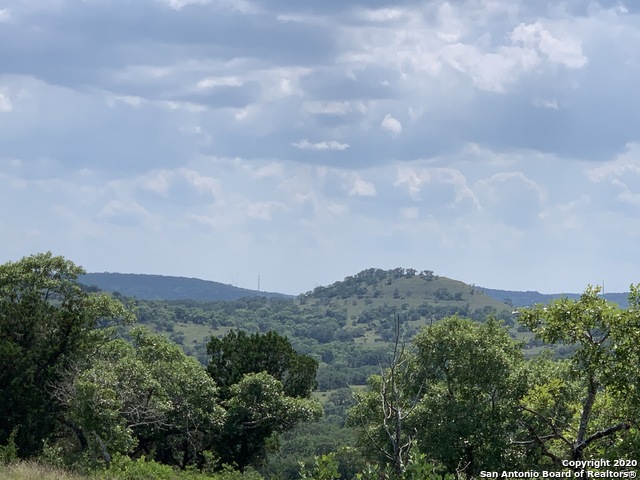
(0, 253), (134, 457)
(57, 328), (224, 469)
(412, 317), (526, 475)
(516, 285), (640, 465)
(207, 331), (318, 399)
(207, 332), (322, 470)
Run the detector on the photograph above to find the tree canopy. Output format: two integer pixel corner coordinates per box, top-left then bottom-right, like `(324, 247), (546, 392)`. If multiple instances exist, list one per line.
(207, 331), (322, 470)
(517, 285), (640, 465)
(0, 252), (134, 457)
(207, 330), (318, 399)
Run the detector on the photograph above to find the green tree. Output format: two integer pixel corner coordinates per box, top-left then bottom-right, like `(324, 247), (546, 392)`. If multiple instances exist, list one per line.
(411, 316), (526, 477)
(56, 327), (224, 469)
(215, 372), (322, 471)
(0, 252), (134, 457)
(207, 330), (318, 399)
(516, 285), (640, 466)
(207, 331), (321, 470)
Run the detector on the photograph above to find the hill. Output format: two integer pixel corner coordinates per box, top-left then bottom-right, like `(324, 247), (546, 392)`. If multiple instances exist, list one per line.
(126, 268), (520, 395)
(79, 272), (291, 301)
(480, 287), (630, 308)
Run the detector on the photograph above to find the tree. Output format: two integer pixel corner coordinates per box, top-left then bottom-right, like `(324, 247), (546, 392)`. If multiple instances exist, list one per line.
(56, 327), (224, 469)
(411, 316), (526, 477)
(0, 252), (134, 457)
(214, 372), (322, 471)
(207, 331), (321, 470)
(207, 331), (318, 399)
(347, 315), (423, 477)
(516, 285), (640, 467)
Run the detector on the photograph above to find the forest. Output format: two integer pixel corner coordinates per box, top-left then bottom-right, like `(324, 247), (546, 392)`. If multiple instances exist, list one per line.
(1, 253), (639, 479)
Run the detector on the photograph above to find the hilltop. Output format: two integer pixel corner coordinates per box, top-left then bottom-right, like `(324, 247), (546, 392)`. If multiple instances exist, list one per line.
(297, 267), (513, 333)
(79, 272), (291, 301)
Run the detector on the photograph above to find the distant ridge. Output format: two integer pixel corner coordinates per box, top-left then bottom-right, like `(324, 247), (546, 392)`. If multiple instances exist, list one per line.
(79, 272), (292, 301)
(480, 287), (630, 309)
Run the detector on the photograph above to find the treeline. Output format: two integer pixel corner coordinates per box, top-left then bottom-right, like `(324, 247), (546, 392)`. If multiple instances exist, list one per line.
(2, 253), (640, 479)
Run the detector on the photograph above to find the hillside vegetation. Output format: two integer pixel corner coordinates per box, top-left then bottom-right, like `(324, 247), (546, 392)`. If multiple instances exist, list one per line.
(79, 273), (290, 301)
(130, 268), (520, 393)
(4, 255), (640, 479)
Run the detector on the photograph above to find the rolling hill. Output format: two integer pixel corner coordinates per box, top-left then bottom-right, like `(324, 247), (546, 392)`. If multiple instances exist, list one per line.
(480, 286), (630, 308)
(79, 272), (292, 301)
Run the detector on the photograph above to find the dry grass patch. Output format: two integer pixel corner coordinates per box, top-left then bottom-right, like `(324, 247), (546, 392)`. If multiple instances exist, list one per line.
(0, 461), (89, 480)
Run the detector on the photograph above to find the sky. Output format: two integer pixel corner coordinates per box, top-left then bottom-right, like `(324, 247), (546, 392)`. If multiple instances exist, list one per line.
(1, 0), (639, 295)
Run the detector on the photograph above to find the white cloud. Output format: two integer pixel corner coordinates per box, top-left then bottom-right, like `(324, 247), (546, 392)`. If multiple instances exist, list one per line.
(400, 207), (419, 219)
(349, 177), (376, 197)
(440, 43), (541, 92)
(381, 114), (402, 135)
(478, 171), (547, 203)
(233, 104), (259, 122)
(0, 8), (10, 22)
(586, 143), (640, 182)
(163, 0), (213, 9)
(394, 166), (430, 198)
(303, 101), (352, 116)
(196, 76), (244, 89)
(538, 195), (590, 231)
(99, 199), (151, 219)
(357, 8), (410, 22)
(532, 97), (559, 109)
(0, 90), (12, 112)
(436, 2), (466, 43)
(510, 22), (588, 69)
(162, 0), (259, 13)
(617, 190), (640, 208)
(179, 169), (220, 196)
(251, 162), (284, 178)
(292, 139), (350, 151)
(247, 201), (285, 220)
(139, 170), (173, 195)
(325, 202), (347, 217)
(434, 168), (480, 207)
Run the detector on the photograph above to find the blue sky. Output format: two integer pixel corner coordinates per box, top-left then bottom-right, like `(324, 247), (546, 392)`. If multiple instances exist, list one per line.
(1, 0), (639, 295)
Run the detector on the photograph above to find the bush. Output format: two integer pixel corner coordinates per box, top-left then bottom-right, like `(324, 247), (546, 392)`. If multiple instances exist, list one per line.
(0, 428), (18, 465)
(97, 455), (177, 480)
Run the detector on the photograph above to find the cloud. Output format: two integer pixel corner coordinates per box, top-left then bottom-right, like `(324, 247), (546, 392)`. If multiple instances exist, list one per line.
(303, 101), (352, 116)
(195, 76), (245, 89)
(1, 0), (640, 294)
(394, 166), (429, 198)
(400, 207), (418, 219)
(349, 177), (376, 197)
(532, 97), (559, 109)
(247, 201), (286, 220)
(510, 22), (588, 69)
(98, 199), (153, 223)
(586, 143), (640, 182)
(381, 114), (402, 135)
(292, 139), (350, 151)
(250, 162), (284, 178)
(0, 91), (11, 112)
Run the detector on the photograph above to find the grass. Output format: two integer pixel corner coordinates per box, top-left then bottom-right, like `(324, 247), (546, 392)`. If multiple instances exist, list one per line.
(0, 461), (88, 480)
